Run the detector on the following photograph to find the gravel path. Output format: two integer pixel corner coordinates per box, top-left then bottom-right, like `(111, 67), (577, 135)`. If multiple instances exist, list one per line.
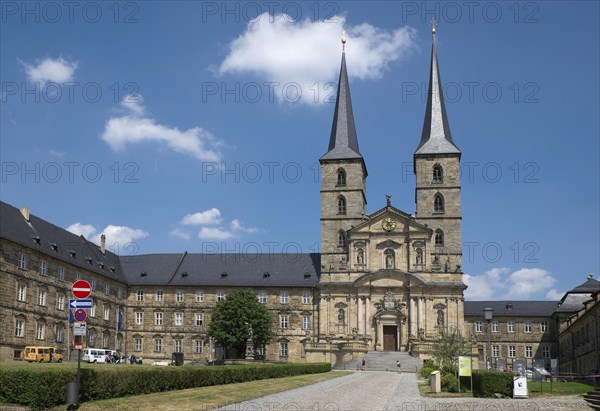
(215, 371), (591, 411)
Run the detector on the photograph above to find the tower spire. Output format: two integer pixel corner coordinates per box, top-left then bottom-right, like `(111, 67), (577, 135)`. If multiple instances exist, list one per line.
(320, 32), (363, 161)
(414, 24), (460, 157)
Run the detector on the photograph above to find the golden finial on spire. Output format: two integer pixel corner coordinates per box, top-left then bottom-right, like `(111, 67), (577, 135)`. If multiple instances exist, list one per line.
(341, 29), (347, 50)
(431, 18), (437, 38)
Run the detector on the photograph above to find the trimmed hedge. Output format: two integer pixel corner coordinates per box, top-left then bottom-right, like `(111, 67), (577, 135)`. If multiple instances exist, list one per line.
(472, 370), (514, 398)
(0, 362), (331, 410)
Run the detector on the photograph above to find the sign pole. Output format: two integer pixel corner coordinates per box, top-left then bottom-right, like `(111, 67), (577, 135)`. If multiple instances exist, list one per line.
(67, 309), (71, 362)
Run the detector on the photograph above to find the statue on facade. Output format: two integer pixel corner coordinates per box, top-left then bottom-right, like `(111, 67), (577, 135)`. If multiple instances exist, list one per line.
(338, 308), (345, 324)
(357, 249), (364, 265)
(385, 252), (394, 269)
(437, 310), (444, 326)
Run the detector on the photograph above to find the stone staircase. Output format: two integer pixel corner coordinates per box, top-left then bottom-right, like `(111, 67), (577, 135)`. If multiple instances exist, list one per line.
(584, 388), (600, 410)
(333, 351), (423, 373)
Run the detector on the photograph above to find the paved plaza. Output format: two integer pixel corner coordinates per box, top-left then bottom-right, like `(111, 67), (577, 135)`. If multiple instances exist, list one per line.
(217, 372), (591, 411)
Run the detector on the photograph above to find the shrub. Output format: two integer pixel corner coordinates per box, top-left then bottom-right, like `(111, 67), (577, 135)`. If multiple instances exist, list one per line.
(0, 363), (331, 410)
(472, 370), (513, 398)
(423, 359), (435, 369)
(420, 366), (436, 380)
(441, 373), (458, 393)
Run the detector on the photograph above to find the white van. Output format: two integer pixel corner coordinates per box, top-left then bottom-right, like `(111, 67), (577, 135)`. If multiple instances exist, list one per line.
(82, 348), (107, 363)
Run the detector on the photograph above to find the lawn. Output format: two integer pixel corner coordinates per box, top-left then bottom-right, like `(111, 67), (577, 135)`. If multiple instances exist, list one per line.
(46, 371), (352, 410)
(527, 380), (593, 397)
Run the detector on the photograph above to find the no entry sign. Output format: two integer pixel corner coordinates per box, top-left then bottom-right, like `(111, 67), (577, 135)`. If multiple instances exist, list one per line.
(72, 280), (91, 299)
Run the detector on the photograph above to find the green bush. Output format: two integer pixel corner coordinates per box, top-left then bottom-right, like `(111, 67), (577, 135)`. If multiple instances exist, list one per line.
(423, 359), (435, 369)
(0, 363), (331, 410)
(472, 370), (513, 398)
(420, 366), (436, 379)
(441, 373), (458, 393)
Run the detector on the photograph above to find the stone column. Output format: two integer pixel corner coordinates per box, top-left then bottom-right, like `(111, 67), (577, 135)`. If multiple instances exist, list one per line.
(417, 298), (423, 331)
(409, 298), (415, 337)
(365, 297), (371, 336)
(357, 297), (363, 335)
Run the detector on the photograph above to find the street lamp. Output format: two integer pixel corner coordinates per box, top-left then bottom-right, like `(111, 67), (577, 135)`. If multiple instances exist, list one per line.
(483, 307), (494, 370)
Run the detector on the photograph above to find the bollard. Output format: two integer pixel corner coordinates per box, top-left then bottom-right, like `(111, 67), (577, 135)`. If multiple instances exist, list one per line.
(66, 382), (79, 407)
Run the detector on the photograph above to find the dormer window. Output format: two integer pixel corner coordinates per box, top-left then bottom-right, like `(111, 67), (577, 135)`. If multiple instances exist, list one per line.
(337, 168), (346, 186)
(433, 164), (443, 183)
(337, 196), (347, 215)
(434, 193), (445, 213)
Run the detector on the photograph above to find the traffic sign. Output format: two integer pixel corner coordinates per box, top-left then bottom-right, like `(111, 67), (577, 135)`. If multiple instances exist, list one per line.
(74, 322), (87, 336)
(74, 342), (84, 350)
(69, 299), (93, 309)
(72, 280), (91, 299)
(74, 309), (87, 322)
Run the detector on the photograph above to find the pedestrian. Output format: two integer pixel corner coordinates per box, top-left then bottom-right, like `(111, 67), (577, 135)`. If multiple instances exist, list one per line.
(361, 358), (366, 371)
(396, 360), (401, 373)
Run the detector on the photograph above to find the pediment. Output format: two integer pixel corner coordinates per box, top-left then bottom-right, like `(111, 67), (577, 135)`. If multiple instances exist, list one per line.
(349, 205), (431, 236)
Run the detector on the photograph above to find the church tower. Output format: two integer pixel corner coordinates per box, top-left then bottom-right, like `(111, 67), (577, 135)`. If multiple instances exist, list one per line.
(414, 26), (462, 273)
(320, 36), (367, 278)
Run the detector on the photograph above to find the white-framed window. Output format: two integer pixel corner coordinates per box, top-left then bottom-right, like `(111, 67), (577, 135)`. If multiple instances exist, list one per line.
(154, 338), (162, 352)
(38, 289), (46, 306)
(541, 321), (548, 333)
(280, 342), (288, 357)
(39, 260), (47, 276)
(508, 345), (516, 358)
(217, 291), (225, 301)
(492, 345), (499, 358)
(155, 312), (163, 325)
(302, 291), (311, 305)
(156, 290), (164, 301)
(258, 291), (267, 304)
(104, 283), (110, 295)
(525, 346), (533, 358)
(36, 323), (45, 340)
(174, 339), (182, 353)
(195, 313), (203, 326)
(135, 312), (143, 325)
(18, 253), (27, 269)
(196, 290), (204, 302)
(280, 291), (289, 304)
(88, 331), (95, 346)
(280, 315), (288, 329)
(57, 266), (65, 281)
(104, 307), (110, 321)
(15, 319), (24, 337)
(90, 300), (96, 317)
(475, 321), (482, 333)
(117, 287), (123, 299)
(103, 333), (109, 348)
(491, 321), (499, 333)
(134, 338), (142, 351)
(55, 324), (63, 342)
(90, 278), (96, 291)
(17, 284), (26, 302)
(507, 321), (515, 333)
(194, 340), (203, 354)
(136, 290), (144, 301)
(302, 316), (310, 330)
(176, 290), (184, 302)
(524, 321), (532, 333)
(57, 294), (65, 310)
(75, 272), (80, 281)
(175, 313), (183, 326)
(542, 346), (550, 358)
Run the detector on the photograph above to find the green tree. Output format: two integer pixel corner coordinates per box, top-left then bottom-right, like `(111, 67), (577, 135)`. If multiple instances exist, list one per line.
(431, 327), (468, 373)
(207, 289), (273, 358)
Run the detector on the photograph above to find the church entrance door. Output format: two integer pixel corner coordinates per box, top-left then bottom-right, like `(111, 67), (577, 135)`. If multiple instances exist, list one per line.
(383, 325), (397, 351)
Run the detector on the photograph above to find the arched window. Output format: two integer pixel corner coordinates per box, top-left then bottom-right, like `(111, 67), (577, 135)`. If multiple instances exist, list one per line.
(338, 230), (346, 247)
(337, 196), (347, 215)
(416, 248), (423, 265)
(435, 229), (444, 246)
(433, 164), (443, 182)
(384, 249), (395, 269)
(434, 193), (445, 213)
(337, 168), (346, 186)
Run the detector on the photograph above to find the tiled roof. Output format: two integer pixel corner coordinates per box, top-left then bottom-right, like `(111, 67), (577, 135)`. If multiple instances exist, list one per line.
(464, 300), (559, 317)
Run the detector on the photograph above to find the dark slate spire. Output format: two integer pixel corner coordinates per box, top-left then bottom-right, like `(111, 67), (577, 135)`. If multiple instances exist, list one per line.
(414, 25), (460, 156)
(320, 37), (362, 161)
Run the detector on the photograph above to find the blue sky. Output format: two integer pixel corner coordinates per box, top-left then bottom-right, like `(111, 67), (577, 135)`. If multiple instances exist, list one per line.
(1, 1), (598, 301)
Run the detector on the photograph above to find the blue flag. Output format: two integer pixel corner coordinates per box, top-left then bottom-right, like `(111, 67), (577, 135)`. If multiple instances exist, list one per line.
(69, 309), (74, 324)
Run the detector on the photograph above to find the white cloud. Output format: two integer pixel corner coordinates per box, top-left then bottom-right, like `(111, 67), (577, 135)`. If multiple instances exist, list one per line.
(66, 222), (97, 239)
(231, 219), (259, 233)
(66, 222), (148, 247)
(546, 289), (565, 300)
(464, 267), (558, 300)
(101, 94), (222, 161)
(198, 227), (238, 240)
(23, 57), (78, 84)
(218, 13), (416, 104)
(169, 228), (191, 241)
(181, 208), (222, 225)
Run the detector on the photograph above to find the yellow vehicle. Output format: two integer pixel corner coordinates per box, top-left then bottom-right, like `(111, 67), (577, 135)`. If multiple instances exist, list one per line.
(23, 346), (63, 363)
